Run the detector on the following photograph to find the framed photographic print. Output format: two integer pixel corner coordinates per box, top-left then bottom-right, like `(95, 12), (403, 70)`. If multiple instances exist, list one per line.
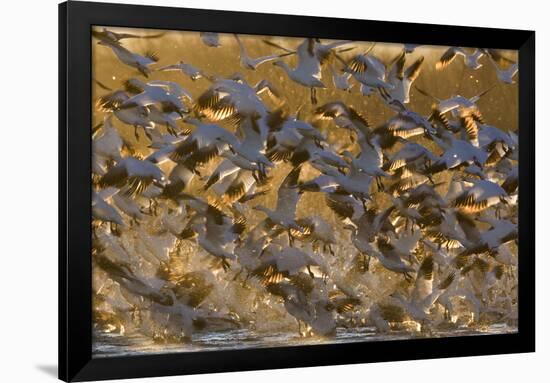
(59, 1), (535, 381)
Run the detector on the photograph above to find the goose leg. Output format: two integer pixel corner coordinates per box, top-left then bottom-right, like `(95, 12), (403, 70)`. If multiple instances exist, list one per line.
(310, 88), (318, 105)
(288, 229), (294, 247)
(221, 258), (231, 272)
(361, 198), (368, 212)
(376, 176), (385, 192)
(144, 128), (152, 141)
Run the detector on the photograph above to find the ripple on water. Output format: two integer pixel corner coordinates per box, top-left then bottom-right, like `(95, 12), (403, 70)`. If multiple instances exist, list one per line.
(93, 324), (517, 358)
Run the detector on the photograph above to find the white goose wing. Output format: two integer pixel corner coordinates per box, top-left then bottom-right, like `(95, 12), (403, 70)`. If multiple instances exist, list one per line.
(275, 166), (302, 220)
(411, 255), (434, 304)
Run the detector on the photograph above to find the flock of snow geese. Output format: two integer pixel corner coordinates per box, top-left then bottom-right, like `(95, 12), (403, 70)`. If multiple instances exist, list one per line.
(91, 27), (519, 345)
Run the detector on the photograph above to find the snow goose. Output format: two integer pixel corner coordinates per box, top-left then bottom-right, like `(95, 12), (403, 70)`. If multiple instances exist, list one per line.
(291, 215), (337, 254)
(253, 166), (304, 238)
(98, 40), (159, 77)
(386, 51), (425, 103)
(427, 136), (489, 175)
(344, 49), (393, 91)
(168, 119), (237, 170)
(435, 47), (485, 70)
(329, 63), (353, 91)
(485, 50), (518, 84)
(92, 191), (125, 231)
(309, 160), (373, 204)
(416, 85), (494, 118)
(313, 101), (371, 139)
(350, 230), (414, 277)
(454, 213), (517, 265)
(272, 38), (328, 104)
(375, 98), (436, 148)
(341, 133), (388, 189)
(92, 116), (127, 172)
(98, 156), (165, 197)
(500, 165), (518, 195)
(195, 77), (270, 123)
(200, 32), (221, 47)
(452, 179), (508, 213)
(180, 194), (245, 269)
(96, 85), (155, 138)
(391, 260), (456, 326)
(383, 142), (436, 175)
(157, 61), (206, 81)
(121, 79), (191, 117)
(234, 34), (293, 70)
(212, 169), (260, 204)
(252, 244), (319, 285)
(92, 27), (165, 46)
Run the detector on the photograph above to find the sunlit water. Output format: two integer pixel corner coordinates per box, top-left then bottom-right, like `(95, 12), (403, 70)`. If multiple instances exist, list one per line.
(93, 324), (516, 357)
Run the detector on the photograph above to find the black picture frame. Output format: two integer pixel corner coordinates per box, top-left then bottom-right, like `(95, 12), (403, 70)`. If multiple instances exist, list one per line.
(59, 1), (535, 381)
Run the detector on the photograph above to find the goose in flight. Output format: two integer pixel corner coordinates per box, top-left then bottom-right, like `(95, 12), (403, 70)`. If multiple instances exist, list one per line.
(344, 48), (393, 91)
(93, 116), (126, 165)
(92, 27), (165, 46)
(168, 119), (238, 171)
(427, 136), (489, 175)
(157, 61), (206, 81)
(211, 169), (262, 204)
(329, 64), (353, 91)
(96, 83), (155, 139)
(288, 136), (348, 169)
(484, 49), (519, 84)
(416, 85), (493, 119)
(265, 282), (315, 336)
(291, 215), (337, 255)
(452, 179), (508, 213)
(98, 40), (159, 77)
(340, 135), (388, 190)
(145, 104), (187, 136)
(121, 79), (191, 116)
(273, 58), (324, 104)
(436, 47), (485, 70)
(374, 98), (436, 148)
(391, 257), (456, 325)
(455, 214), (517, 264)
(195, 76), (272, 123)
(308, 159), (373, 204)
(234, 34), (293, 70)
(383, 142), (436, 175)
(313, 101), (371, 139)
(160, 163), (196, 199)
(92, 191), (125, 231)
(500, 165), (518, 195)
(266, 280), (342, 336)
(200, 32), (221, 47)
(488, 57), (518, 84)
(253, 243), (320, 284)
(179, 194), (245, 269)
(99, 156), (165, 197)
(253, 166), (304, 239)
(223, 115), (274, 173)
(385, 51), (425, 104)
(273, 38), (351, 104)
(348, 229), (414, 277)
